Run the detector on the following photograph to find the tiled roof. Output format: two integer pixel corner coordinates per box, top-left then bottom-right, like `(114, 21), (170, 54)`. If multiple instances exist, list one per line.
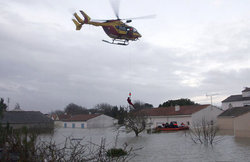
(218, 106), (250, 117)
(1, 111), (53, 124)
(141, 104), (210, 116)
(58, 114), (71, 120)
(221, 95), (250, 103)
(64, 114), (101, 121)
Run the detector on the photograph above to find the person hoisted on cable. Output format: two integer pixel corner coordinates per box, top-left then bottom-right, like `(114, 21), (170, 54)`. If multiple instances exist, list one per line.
(127, 92), (135, 109)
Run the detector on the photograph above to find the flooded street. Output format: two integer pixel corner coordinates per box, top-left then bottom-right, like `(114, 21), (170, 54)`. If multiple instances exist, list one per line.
(42, 127), (250, 162)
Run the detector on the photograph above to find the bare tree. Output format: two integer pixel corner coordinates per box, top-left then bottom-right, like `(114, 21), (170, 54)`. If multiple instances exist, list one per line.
(189, 118), (220, 145)
(123, 111), (148, 137)
(0, 125), (140, 161)
(0, 98), (7, 118)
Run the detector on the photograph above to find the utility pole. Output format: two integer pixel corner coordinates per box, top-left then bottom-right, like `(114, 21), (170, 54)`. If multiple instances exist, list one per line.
(206, 93), (219, 105)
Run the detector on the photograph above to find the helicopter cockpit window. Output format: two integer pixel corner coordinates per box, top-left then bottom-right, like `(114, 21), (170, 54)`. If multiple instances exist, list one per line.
(116, 26), (126, 31)
(133, 28), (137, 32)
(126, 27), (134, 32)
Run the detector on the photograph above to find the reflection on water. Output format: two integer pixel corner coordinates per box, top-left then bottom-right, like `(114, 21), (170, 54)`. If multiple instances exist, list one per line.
(41, 128), (250, 162)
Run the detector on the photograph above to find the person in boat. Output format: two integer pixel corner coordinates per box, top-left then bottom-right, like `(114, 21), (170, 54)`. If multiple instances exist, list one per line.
(165, 122), (170, 128)
(180, 122), (185, 127)
(173, 122), (178, 128)
(169, 122), (174, 128)
(157, 125), (162, 128)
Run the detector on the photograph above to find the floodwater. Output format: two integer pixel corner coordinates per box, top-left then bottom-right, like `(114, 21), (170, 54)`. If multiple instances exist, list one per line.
(41, 127), (250, 162)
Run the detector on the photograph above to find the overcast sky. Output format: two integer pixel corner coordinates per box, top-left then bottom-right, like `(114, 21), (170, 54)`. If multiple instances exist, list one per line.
(1, 0), (250, 113)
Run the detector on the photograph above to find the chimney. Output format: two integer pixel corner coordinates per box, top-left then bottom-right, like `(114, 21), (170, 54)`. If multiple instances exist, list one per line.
(175, 105), (180, 111)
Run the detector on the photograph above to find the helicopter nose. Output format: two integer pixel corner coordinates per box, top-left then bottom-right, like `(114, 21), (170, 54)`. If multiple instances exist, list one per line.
(136, 32), (142, 38)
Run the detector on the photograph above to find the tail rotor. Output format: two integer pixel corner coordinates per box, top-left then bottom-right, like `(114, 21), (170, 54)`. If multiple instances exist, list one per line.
(72, 11), (91, 30)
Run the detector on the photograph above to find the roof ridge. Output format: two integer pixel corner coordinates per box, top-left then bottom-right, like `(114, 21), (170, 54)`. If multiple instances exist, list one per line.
(219, 106), (250, 117)
(142, 104), (210, 116)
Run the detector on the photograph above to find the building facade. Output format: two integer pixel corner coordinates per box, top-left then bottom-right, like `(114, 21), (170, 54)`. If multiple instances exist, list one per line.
(0, 111), (54, 129)
(222, 87), (250, 110)
(61, 114), (117, 129)
(234, 112), (250, 137)
(217, 106), (250, 137)
(142, 104), (223, 129)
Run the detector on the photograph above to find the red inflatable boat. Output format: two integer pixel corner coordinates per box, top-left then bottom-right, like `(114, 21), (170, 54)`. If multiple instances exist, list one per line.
(156, 126), (189, 131)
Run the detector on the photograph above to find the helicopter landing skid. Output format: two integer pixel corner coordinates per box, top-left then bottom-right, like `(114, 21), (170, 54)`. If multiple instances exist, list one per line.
(102, 39), (129, 46)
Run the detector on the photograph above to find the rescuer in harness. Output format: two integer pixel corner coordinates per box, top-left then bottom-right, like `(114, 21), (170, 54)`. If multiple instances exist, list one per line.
(127, 92), (135, 109)
(127, 97), (135, 109)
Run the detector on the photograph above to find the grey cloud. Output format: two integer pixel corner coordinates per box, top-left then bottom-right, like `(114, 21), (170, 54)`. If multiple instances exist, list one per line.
(1, 1), (250, 112)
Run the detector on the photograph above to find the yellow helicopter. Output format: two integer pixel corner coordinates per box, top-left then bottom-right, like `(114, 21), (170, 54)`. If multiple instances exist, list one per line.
(72, 2), (154, 45)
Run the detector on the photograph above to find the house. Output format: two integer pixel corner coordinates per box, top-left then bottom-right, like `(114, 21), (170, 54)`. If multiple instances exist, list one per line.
(217, 106), (250, 137)
(49, 113), (71, 127)
(141, 104), (223, 129)
(50, 114), (59, 120)
(61, 114), (117, 128)
(0, 111), (54, 129)
(222, 87), (250, 110)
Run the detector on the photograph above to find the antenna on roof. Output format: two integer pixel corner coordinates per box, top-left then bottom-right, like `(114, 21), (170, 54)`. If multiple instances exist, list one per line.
(206, 93), (219, 105)
(7, 97), (10, 111)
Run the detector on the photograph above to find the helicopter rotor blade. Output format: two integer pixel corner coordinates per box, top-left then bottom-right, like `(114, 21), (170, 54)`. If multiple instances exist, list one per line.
(91, 19), (109, 22)
(122, 14), (156, 21)
(109, 0), (121, 19)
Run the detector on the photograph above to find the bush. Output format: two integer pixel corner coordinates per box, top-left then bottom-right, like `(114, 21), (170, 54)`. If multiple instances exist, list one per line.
(106, 148), (127, 157)
(0, 125), (139, 161)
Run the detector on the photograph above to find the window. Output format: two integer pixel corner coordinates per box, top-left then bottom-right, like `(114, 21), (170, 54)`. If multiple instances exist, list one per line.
(187, 121), (190, 125)
(64, 123), (67, 128)
(116, 25), (127, 31)
(81, 123), (84, 128)
(72, 123), (75, 128)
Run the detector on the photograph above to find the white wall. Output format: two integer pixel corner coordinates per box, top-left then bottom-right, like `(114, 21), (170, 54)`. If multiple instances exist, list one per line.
(58, 115), (117, 129)
(54, 120), (63, 128)
(63, 121), (87, 128)
(148, 116), (192, 129)
(148, 106), (223, 128)
(191, 105), (223, 126)
(87, 114), (117, 128)
(242, 91), (250, 97)
(222, 100), (250, 110)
